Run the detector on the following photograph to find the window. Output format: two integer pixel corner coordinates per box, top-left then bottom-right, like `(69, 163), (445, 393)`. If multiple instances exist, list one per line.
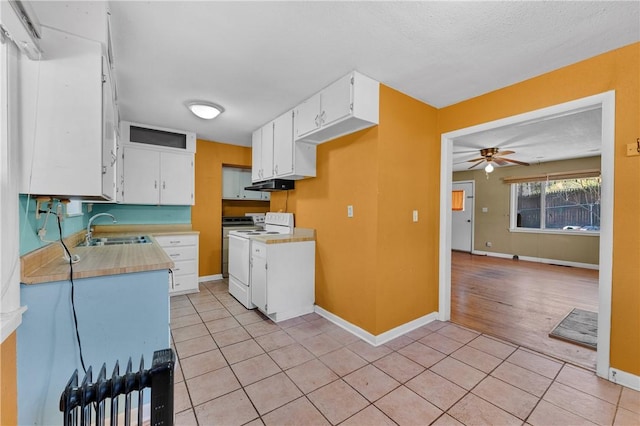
(511, 176), (601, 232)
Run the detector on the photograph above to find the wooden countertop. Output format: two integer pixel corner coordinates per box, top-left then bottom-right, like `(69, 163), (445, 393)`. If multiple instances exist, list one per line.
(21, 225), (198, 285)
(253, 228), (316, 244)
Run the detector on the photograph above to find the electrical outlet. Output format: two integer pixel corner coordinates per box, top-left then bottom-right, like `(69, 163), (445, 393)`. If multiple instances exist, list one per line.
(347, 205), (354, 218)
(486, 241), (492, 247)
(626, 143), (640, 156)
(412, 210), (418, 222)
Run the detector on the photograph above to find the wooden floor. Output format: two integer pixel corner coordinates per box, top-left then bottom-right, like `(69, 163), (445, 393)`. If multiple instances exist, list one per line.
(451, 251), (599, 370)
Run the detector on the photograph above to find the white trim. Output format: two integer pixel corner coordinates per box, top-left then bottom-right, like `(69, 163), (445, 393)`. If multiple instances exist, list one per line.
(440, 91), (615, 379)
(609, 368), (640, 391)
(314, 305), (439, 347)
(199, 274), (223, 283)
(508, 228), (600, 237)
(471, 250), (599, 270)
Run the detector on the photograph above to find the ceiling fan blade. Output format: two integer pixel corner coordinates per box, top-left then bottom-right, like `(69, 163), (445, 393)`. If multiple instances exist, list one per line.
(466, 157), (485, 163)
(502, 158), (530, 166)
(495, 150), (515, 156)
(468, 159), (484, 169)
(493, 158), (508, 166)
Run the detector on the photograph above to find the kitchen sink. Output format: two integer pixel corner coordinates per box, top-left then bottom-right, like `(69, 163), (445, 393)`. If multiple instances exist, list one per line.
(78, 235), (152, 247)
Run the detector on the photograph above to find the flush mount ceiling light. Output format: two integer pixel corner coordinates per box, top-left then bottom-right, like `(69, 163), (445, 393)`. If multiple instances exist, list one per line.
(187, 101), (224, 120)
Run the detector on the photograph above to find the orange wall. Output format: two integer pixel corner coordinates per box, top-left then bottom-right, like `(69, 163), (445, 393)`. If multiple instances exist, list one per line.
(192, 140), (254, 276)
(376, 87), (440, 333)
(0, 333), (18, 426)
(438, 42), (640, 375)
(271, 85), (440, 335)
(273, 129), (380, 332)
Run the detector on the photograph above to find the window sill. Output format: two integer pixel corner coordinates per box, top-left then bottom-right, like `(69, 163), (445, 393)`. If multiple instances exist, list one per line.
(509, 228), (600, 236)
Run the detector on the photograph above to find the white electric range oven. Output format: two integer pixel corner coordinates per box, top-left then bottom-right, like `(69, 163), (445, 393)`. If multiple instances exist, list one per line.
(228, 212), (294, 309)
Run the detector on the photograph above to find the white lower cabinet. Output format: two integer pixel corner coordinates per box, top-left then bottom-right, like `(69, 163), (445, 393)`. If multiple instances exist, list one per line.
(250, 240), (315, 322)
(155, 234), (199, 295)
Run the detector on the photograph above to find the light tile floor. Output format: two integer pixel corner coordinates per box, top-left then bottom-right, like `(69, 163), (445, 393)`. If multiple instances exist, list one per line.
(170, 280), (640, 426)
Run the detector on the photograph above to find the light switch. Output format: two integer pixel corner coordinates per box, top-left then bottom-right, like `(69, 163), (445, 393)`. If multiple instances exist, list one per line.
(412, 210), (418, 222)
(482, 207), (488, 213)
(347, 205), (354, 218)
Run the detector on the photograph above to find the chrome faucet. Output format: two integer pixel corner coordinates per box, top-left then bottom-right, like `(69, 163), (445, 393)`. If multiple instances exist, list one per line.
(86, 213), (117, 244)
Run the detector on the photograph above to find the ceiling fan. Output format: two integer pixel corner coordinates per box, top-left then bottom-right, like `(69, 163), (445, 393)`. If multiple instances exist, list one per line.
(467, 147), (530, 173)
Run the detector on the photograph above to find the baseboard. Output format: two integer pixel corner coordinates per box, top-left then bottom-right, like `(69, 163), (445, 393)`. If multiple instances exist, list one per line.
(314, 306), (439, 347)
(609, 368), (640, 391)
(471, 250), (599, 270)
(199, 274), (223, 282)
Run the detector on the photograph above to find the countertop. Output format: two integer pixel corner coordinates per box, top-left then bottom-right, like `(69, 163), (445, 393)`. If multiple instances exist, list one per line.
(21, 225), (198, 285)
(253, 228), (316, 244)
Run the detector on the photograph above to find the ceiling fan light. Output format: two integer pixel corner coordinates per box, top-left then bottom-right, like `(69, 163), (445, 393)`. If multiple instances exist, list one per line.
(187, 102), (224, 120)
(485, 163), (494, 173)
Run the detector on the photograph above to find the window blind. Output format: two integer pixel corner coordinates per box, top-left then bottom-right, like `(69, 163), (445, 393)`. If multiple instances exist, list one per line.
(502, 169), (601, 184)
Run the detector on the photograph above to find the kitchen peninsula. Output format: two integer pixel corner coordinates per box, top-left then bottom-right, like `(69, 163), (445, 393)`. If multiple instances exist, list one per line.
(17, 227), (184, 425)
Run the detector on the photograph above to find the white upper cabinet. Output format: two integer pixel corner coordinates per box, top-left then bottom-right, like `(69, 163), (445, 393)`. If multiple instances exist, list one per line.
(121, 146), (194, 205)
(294, 71), (379, 144)
(223, 167), (268, 200)
(18, 25), (116, 200)
(251, 122), (274, 182)
(118, 121), (196, 205)
(273, 110), (316, 180)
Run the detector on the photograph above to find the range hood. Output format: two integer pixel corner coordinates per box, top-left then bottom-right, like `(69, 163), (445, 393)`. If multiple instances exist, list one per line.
(244, 179), (295, 192)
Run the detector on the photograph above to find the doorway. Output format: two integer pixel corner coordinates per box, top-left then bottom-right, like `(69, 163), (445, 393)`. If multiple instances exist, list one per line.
(438, 91), (615, 379)
(451, 181), (474, 252)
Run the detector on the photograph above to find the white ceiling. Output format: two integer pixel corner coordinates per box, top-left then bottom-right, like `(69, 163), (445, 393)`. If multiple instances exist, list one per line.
(106, 1), (638, 151)
(451, 107), (603, 171)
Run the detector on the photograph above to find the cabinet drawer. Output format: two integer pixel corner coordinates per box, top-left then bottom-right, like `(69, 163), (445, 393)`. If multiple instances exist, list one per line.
(170, 273), (198, 293)
(171, 260), (197, 277)
(164, 246), (197, 261)
(155, 234), (198, 247)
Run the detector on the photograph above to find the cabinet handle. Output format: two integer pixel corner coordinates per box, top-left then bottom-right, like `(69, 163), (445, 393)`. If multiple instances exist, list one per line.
(320, 110), (326, 124)
(163, 181), (166, 189)
(169, 240), (180, 244)
(314, 114), (319, 127)
(154, 180), (157, 189)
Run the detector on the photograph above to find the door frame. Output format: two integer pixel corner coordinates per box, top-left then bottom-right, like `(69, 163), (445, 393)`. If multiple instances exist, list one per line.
(451, 180), (475, 253)
(438, 91), (615, 379)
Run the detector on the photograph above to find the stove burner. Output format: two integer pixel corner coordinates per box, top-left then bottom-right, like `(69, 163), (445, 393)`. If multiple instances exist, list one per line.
(247, 232), (264, 235)
(266, 231), (280, 234)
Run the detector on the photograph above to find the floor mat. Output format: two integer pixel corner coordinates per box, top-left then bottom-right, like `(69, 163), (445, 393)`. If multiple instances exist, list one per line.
(549, 308), (597, 349)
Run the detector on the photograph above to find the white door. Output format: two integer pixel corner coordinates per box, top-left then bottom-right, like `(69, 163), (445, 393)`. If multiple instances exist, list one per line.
(123, 146), (160, 205)
(251, 128), (262, 182)
(273, 110), (294, 177)
(229, 235), (250, 285)
(321, 73), (353, 127)
(160, 152), (193, 205)
(451, 181), (474, 252)
(250, 242), (268, 313)
(294, 93), (321, 139)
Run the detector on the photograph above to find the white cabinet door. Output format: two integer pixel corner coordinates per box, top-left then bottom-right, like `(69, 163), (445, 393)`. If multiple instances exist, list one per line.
(160, 152), (194, 205)
(251, 129), (263, 182)
(19, 27), (108, 199)
(240, 169), (263, 200)
(273, 110), (294, 177)
(294, 93), (321, 139)
(222, 167), (242, 199)
(261, 122), (275, 180)
(250, 243), (268, 313)
(101, 56), (117, 200)
(321, 73), (353, 127)
(122, 146), (160, 204)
